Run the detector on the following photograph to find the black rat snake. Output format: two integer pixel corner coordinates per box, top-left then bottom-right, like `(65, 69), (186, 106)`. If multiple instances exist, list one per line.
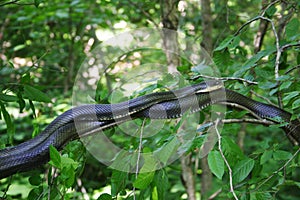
(0, 81), (299, 179)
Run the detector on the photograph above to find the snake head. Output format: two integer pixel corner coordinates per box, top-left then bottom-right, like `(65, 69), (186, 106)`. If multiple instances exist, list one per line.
(195, 80), (224, 93)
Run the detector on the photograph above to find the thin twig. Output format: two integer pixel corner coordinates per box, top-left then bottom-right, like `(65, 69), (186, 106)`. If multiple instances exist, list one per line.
(234, 16), (261, 36)
(256, 16), (282, 107)
(208, 188), (222, 199)
(219, 102), (263, 120)
(250, 90), (277, 107)
(281, 42), (300, 51)
(191, 74), (258, 85)
(136, 119), (145, 178)
(222, 118), (274, 126)
(285, 64), (300, 75)
(259, 0), (280, 16)
(0, 0), (19, 7)
(233, 0), (280, 36)
(232, 6), (285, 107)
(214, 119), (238, 200)
(253, 147), (300, 192)
(133, 119), (145, 200)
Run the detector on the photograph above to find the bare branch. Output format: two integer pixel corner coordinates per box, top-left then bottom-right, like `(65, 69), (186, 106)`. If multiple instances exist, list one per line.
(259, 0), (280, 16)
(222, 118), (274, 126)
(208, 188), (222, 200)
(133, 119), (146, 200)
(0, 0), (20, 7)
(285, 64), (300, 75)
(234, 16), (261, 37)
(0, 0), (35, 6)
(214, 119), (238, 200)
(234, 14), (283, 108)
(250, 90), (277, 107)
(191, 74), (258, 85)
(219, 102), (263, 120)
(281, 42), (300, 51)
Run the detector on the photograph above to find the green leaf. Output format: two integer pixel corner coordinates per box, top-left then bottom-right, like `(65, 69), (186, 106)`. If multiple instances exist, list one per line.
(17, 91), (26, 112)
(49, 145), (61, 168)
(265, 5), (276, 17)
(273, 150), (292, 161)
(13, 44), (26, 51)
(152, 186), (158, 200)
(133, 156), (157, 189)
(61, 156), (78, 169)
(98, 193), (112, 200)
(191, 61), (215, 75)
(233, 158), (255, 184)
(0, 101), (15, 143)
(29, 100), (36, 118)
(283, 91), (299, 102)
(28, 187), (43, 200)
(276, 75), (291, 81)
(24, 85), (52, 103)
(260, 150), (273, 164)
(133, 171), (155, 189)
(252, 192), (273, 200)
(208, 150), (224, 179)
(269, 87), (278, 96)
(213, 49), (233, 68)
(214, 35), (235, 51)
(292, 99), (300, 110)
(0, 93), (19, 102)
(279, 81), (292, 90)
(286, 18), (300, 41)
(235, 48), (276, 77)
(156, 136), (178, 165)
(61, 166), (76, 187)
(154, 170), (168, 200)
(222, 136), (245, 164)
(259, 81), (277, 90)
(111, 170), (128, 197)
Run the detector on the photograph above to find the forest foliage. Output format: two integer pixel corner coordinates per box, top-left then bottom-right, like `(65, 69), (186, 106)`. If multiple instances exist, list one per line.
(0, 0), (300, 199)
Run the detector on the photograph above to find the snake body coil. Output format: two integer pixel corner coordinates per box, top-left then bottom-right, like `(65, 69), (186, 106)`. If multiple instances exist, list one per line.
(0, 81), (299, 179)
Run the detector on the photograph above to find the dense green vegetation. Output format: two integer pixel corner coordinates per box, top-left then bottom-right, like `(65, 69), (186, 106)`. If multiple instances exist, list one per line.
(0, 0), (300, 199)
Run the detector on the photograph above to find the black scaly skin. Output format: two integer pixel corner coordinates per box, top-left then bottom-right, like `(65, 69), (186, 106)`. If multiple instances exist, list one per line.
(0, 83), (299, 179)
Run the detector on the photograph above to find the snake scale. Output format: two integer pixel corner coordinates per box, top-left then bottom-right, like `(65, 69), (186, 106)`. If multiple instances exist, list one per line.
(0, 81), (299, 179)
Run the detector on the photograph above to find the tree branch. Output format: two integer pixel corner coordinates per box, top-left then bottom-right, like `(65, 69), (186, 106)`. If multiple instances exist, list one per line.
(214, 119), (238, 200)
(285, 64), (300, 75)
(0, 0), (20, 7)
(191, 74), (258, 85)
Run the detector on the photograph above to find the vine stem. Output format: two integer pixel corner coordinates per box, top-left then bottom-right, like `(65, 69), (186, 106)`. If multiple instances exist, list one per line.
(214, 119), (239, 200)
(133, 119), (146, 200)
